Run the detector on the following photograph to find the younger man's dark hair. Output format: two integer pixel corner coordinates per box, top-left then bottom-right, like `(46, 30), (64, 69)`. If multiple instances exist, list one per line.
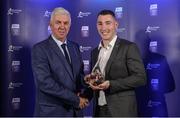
(97, 9), (116, 19)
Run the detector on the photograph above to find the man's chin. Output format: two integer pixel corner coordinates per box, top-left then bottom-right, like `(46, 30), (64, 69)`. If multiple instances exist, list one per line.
(102, 37), (110, 41)
(58, 35), (66, 39)
(56, 36), (66, 41)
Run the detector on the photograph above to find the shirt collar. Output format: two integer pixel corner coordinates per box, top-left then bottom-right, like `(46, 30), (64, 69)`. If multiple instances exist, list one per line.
(98, 35), (117, 50)
(51, 34), (67, 46)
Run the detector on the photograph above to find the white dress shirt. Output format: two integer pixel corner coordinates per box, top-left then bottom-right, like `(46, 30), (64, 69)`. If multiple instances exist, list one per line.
(51, 35), (71, 63)
(97, 35), (117, 106)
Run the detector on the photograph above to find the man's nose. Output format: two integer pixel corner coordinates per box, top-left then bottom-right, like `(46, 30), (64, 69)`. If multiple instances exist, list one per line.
(59, 23), (65, 28)
(101, 24), (107, 31)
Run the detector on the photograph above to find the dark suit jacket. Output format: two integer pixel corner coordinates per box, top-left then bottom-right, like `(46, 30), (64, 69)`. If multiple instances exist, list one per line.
(31, 36), (85, 116)
(91, 38), (146, 117)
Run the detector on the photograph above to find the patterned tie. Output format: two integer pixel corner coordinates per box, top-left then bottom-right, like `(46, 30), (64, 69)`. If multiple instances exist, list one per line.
(61, 43), (71, 65)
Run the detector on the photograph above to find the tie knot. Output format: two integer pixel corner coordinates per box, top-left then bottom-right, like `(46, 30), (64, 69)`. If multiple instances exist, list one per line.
(61, 43), (66, 49)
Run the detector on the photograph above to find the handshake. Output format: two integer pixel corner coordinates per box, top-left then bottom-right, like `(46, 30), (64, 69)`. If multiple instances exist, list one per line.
(78, 95), (89, 109)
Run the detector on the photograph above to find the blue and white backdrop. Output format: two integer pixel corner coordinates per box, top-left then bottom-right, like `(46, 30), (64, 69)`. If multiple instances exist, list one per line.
(2, 0), (180, 117)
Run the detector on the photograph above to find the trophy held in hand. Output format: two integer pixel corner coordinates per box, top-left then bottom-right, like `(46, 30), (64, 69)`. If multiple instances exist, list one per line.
(85, 63), (104, 86)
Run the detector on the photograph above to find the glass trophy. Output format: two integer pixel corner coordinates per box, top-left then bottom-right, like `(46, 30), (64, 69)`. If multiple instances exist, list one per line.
(86, 57), (105, 86)
(90, 65), (104, 86)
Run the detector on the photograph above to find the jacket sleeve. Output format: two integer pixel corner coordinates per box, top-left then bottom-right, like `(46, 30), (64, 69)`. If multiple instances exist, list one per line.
(109, 43), (147, 94)
(31, 44), (80, 108)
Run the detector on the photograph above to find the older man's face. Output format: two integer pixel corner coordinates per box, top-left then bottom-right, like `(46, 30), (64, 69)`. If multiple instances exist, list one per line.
(50, 14), (71, 42)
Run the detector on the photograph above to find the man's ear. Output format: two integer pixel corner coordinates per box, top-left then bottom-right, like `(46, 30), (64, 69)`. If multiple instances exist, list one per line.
(49, 22), (52, 27)
(115, 21), (119, 29)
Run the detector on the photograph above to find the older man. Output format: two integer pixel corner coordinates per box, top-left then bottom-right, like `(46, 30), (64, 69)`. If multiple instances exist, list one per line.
(31, 7), (88, 117)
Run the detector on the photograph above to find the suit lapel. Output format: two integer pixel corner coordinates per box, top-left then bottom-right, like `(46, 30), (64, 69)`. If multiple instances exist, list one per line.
(93, 47), (100, 67)
(48, 37), (74, 80)
(105, 38), (121, 76)
(67, 42), (76, 79)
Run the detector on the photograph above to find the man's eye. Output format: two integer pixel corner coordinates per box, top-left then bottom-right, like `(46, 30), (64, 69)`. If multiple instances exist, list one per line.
(106, 21), (111, 25)
(64, 22), (69, 25)
(55, 21), (60, 24)
(97, 23), (102, 25)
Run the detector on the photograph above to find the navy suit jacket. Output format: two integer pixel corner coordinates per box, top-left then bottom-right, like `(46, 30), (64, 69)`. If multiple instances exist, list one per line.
(31, 36), (85, 116)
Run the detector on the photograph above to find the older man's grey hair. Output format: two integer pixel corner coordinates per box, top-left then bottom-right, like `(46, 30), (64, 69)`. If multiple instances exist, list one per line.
(50, 7), (71, 24)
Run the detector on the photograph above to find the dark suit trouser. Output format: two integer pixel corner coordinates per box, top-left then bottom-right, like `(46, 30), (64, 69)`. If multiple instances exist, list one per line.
(95, 105), (112, 117)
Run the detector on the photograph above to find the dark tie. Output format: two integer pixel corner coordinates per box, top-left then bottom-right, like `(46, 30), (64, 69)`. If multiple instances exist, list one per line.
(61, 44), (71, 65)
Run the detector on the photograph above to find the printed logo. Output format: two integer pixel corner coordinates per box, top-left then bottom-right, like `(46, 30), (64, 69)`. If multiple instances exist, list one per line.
(149, 41), (158, 52)
(146, 63), (160, 70)
(8, 82), (23, 89)
(79, 46), (92, 52)
(146, 26), (160, 33)
(151, 78), (159, 91)
(7, 8), (22, 15)
(8, 45), (23, 52)
(83, 60), (90, 72)
(147, 100), (161, 107)
(44, 10), (51, 17)
(115, 7), (123, 19)
(77, 11), (91, 18)
(12, 97), (20, 110)
(12, 61), (21, 72)
(81, 26), (89, 37)
(11, 24), (20, 36)
(150, 4), (158, 16)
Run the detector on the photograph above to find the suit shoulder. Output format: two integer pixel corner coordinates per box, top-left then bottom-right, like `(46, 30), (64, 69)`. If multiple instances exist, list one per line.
(91, 47), (98, 53)
(32, 38), (50, 51)
(118, 39), (137, 49)
(119, 38), (135, 45)
(68, 40), (79, 46)
(68, 41), (80, 51)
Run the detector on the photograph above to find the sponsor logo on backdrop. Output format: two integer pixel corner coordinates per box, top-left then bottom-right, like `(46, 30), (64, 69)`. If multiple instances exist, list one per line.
(147, 100), (161, 107)
(150, 41), (157, 47)
(115, 7), (123, 19)
(146, 26), (160, 33)
(149, 41), (158, 52)
(8, 82), (23, 89)
(8, 45), (23, 52)
(12, 61), (21, 72)
(12, 97), (21, 110)
(117, 28), (126, 33)
(146, 63), (160, 70)
(7, 8), (22, 15)
(151, 78), (159, 91)
(77, 11), (91, 18)
(11, 24), (20, 36)
(83, 60), (90, 72)
(81, 26), (89, 37)
(150, 4), (158, 16)
(44, 10), (51, 17)
(79, 46), (92, 52)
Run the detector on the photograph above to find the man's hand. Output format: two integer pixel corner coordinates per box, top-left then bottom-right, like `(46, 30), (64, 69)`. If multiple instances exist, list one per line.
(98, 80), (110, 90)
(89, 80), (110, 90)
(84, 74), (91, 84)
(79, 97), (89, 109)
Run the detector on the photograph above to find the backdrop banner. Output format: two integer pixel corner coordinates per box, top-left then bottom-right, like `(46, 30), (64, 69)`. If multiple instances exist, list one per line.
(2, 0), (180, 116)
